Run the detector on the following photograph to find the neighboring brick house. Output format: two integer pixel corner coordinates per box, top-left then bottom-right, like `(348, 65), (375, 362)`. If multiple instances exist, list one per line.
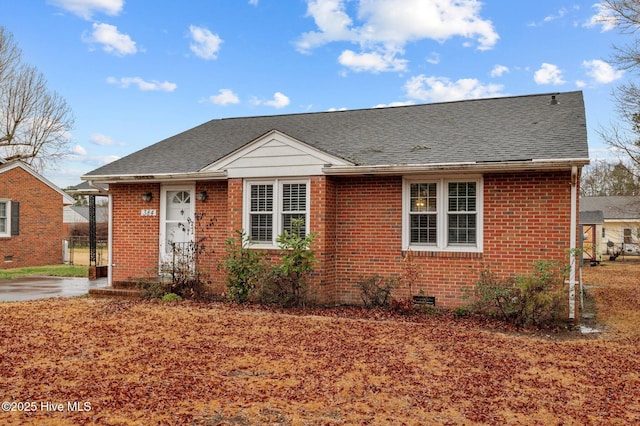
(0, 160), (75, 269)
(83, 91), (589, 309)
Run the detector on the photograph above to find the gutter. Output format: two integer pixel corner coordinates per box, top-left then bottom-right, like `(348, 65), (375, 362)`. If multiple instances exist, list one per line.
(568, 166), (578, 321)
(322, 158), (590, 175)
(81, 170), (227, 183)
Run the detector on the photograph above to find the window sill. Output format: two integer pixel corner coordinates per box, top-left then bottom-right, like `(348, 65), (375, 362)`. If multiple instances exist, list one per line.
(403, 249), (483, 259)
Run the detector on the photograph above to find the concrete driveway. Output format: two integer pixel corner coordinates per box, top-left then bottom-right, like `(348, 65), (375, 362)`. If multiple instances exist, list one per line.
(0, 276), (109, 302)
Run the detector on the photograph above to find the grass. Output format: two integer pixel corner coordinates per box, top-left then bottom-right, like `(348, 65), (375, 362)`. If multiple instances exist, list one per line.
(0, 264), (88, 280)
(0, 260), (637, 424)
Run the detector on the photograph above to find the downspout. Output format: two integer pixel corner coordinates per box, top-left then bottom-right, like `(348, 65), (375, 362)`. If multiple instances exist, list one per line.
(87, 180), (112, 288)
(569, 166), (578, 321)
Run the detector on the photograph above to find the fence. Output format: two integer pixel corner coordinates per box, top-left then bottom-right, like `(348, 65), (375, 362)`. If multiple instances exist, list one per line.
(63, 236), (108, 266)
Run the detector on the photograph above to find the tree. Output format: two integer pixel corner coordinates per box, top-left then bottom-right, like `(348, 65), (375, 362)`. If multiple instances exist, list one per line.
(581, 159), (640, 196)
(0, 27), (74, 171)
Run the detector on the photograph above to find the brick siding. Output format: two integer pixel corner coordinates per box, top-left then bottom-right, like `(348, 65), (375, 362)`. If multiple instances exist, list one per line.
(0, 167), (65, 269)
(110, 171), (576, 308)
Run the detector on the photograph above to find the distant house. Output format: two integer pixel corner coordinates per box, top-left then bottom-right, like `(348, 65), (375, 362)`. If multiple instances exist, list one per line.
(82, 91), (589, 308)
(0, 160), (74, 269)
(580, 196), (640, 257)
(63, 205), (109, 239)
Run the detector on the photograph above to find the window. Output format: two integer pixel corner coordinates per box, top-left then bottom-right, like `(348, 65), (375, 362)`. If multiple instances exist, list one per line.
(623, 228), (632, 244)
(0, 200), (9, 237)
(403, 178), (482, 252)
(245, 179), (309, 246)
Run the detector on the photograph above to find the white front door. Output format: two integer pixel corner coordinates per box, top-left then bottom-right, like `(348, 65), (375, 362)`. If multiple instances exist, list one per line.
(160, 185), (195, 271)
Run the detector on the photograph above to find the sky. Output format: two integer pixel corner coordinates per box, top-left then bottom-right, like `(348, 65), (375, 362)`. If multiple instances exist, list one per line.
(0, 0), (631, 188)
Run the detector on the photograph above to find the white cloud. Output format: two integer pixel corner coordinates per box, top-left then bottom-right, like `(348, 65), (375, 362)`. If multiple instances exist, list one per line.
(84, 22), (137, 56)
(404, 75), (505, 102)
(254, 92), (290, 108)
(70, 145), (87, 156)
(543, 7), (568, 23)
(490, 64), (509, 78)
(48, 0), (123, 20)
(426, 52), (440, 65)
(107, 76), (177, 92)
(338, 49), (407, 73)
(189, 25), (223, 60)
(373, 101), (415, 108)
(296, 0), (498, 72)
(248, 0), (259, 5)
(207, 89), (240, 105)
(582, 59), (623, 84)
(89, 133), (124, 146)
(533, 63), (566, 85)
(584, 2), (618, 32)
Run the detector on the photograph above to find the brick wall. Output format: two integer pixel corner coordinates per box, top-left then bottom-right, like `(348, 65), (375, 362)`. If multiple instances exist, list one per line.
(0, 166), (65, 269)
(110, 171), (576, 308)
(328, 171), (574, 307)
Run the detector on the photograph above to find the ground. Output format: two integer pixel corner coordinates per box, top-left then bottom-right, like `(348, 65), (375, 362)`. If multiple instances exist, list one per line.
(0, 260), (638, 425)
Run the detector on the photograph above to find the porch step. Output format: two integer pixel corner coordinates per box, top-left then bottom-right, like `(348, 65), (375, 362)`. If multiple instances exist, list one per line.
(89, 286), (143, 299)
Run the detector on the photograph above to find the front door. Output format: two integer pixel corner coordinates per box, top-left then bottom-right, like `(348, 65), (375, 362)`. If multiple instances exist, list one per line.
(160, 186), (194, 272)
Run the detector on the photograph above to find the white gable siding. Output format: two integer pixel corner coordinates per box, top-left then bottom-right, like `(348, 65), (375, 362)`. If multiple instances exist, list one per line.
(204, 131), (352, 178)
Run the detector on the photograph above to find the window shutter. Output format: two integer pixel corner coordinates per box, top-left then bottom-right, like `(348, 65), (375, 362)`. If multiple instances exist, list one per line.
(11, 201), (19, 236)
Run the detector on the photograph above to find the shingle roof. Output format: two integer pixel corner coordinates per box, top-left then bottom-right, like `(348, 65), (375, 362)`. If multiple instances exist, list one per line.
(579, 210), (605, 224)
(84, 91), (588, 178)
(580, 196), (640, 220)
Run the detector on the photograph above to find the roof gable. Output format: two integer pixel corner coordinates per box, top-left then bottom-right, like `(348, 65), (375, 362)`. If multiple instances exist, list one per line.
(0, 161), (75, 205)
(203, 130), (353, 178)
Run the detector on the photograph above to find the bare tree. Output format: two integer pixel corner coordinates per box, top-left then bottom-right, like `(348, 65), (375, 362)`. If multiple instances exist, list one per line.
(0, 27), (74, 171)
(593, 1), (640, 181)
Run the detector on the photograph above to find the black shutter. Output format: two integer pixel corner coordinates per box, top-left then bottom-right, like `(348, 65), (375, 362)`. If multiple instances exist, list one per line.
(10, 201), (19, 236)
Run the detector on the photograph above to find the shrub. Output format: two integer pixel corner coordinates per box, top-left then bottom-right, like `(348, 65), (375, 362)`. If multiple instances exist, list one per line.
(161, 293), (182, 302)
(137, 279), (170, 300)
(160, 213), (216, 300)
(471, 261), (568, 326)
(261, 219), (316, 307)
(222, 230), (266, 303)
(357, 274), (398, 308)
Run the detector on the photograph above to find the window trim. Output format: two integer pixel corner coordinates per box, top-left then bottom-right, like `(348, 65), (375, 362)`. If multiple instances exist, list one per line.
(243, 178), (310, 248)
(0, 200), (10, 238)
(402, 176), (483, 253)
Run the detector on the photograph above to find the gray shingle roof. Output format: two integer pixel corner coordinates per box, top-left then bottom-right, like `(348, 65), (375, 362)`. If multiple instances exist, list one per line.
(579, 210), (605, 224)
(84, 91), (588, 178)
(580, 196), (640, 220)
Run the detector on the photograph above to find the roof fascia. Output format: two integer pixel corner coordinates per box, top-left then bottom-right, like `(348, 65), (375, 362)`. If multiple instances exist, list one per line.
(81, 170), (228, 184)
(322, 158), (591, 176)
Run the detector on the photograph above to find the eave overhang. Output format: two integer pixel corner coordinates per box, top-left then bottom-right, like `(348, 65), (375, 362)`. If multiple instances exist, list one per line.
(80, 170), (228, 184)
(322, 158), (591, 176)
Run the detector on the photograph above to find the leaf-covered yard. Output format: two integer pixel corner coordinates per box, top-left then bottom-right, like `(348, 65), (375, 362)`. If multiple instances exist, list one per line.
(0, 260), (639, 425)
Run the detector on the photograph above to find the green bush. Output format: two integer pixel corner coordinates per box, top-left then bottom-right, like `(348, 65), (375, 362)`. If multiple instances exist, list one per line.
(161, 293), (182, 302)
(222, 230), (266, 303)
(471, 261), (568, 326)
(261, 219), (316, 307)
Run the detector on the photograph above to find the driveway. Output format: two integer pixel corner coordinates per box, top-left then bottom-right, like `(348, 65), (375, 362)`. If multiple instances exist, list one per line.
(0, 276), (109, 302)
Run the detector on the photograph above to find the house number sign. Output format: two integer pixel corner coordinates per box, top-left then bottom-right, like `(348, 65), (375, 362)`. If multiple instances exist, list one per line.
(141, 209), (157, 217)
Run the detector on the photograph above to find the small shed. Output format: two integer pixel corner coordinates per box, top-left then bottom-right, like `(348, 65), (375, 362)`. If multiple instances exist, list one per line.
(580, 210), (604, 265)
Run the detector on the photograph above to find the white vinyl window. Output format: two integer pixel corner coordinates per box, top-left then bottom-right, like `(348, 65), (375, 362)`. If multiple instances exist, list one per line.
(403, 177), (483, 252)
(0, 200), (9, 237)
(244, 179), (309, 247)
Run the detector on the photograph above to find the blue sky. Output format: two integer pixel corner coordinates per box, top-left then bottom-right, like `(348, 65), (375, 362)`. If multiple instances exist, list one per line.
(1, 0), (628, 188)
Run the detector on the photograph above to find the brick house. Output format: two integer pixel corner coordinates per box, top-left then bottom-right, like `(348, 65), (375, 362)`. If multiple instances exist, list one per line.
(0, 160), (75, 269)
(83, 91), (589, 309)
